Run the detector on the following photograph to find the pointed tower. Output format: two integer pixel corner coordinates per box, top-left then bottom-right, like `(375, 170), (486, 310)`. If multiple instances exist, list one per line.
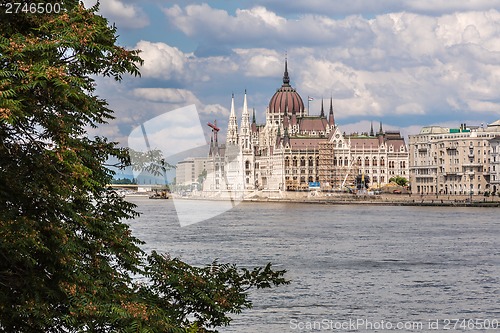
(251, 108), (257, 132)
(283, 56), (290, 86)
(328, 97), (335, 127)
(320, 99), (325, 118)
(378, 121), (383, 136)
(239, 90), (251, 152)
(239, 90), (255, 189)
(226, 93), (238, 145)
(268, 57), (305, 122)
(370, 121), (374, 136)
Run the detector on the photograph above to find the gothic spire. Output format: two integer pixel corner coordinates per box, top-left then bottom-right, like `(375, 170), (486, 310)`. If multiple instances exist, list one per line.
(226, 93), (238, 145)
(370, 121), (374, 136)
(240, 90), (251, 151)
(328, 97), (335, 126)
(378, 121), (383, 135)
(282, 57), (290, 86)
(230, 93), (235, 115)
(320, 98), (325, 117)
(242, 89), (248, 116)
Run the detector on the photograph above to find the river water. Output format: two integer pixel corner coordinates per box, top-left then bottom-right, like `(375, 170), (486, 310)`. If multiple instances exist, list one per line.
(126, 197), (499, 332)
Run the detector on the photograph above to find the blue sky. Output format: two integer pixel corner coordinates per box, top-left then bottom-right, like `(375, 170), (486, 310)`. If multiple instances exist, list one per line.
(84, 0), (500, 150)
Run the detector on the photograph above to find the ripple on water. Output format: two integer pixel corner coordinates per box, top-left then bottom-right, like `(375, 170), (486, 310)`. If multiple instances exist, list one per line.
(126, 198), (500, 332)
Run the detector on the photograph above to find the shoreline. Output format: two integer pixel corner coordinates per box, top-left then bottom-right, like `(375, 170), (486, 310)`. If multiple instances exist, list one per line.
(167, 192), (500, 208)
(242, 197), (500, 207)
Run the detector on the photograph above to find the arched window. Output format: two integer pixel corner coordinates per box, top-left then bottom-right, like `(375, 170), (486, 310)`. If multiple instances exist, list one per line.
(365, 157), (370, 167)
(380, 157), (385, 167)
(373, 157), (377, 167)
(333, 157), (337, 166)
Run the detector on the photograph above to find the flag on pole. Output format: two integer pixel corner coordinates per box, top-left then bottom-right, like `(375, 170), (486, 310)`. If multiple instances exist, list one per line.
(308, 96), (314, 101)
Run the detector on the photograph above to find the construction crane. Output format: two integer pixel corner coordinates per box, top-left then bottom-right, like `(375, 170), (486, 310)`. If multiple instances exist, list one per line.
(207, 120), (220, 142)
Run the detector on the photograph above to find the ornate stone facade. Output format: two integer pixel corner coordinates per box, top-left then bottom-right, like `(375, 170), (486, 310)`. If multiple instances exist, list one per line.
(408, 121), (500, 195)
(199, 60), (409, 194)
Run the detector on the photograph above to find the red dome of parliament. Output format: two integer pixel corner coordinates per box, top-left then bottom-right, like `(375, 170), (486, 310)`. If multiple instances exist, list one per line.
(268, 60), (304, 114)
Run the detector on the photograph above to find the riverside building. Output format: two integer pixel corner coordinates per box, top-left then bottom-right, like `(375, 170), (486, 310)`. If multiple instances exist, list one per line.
(408, 121), (500, 196)
(196, 60), (409, 194)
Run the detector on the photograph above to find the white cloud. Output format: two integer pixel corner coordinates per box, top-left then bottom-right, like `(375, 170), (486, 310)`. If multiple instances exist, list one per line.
(234, 49), (282, 77)
(406, 0), (500, 14)
(83, 0), (149, 29)
(133, 88), (194, 104)
(90, 3), (500, 145)
(201, 104), (230, 117)
(163, 4), (376, 49)
(237, 6), (286, 28)
(132, 88), (229, 116)
(257, 0), (500, 16)
(135, 41), (186, 80)
(395, 103), (425, 115)
(465, 100), (500, 113)
(163, 4), (287, 42)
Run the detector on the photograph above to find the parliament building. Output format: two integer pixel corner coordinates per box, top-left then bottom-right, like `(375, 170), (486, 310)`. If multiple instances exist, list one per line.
(198, 60), (409, 194)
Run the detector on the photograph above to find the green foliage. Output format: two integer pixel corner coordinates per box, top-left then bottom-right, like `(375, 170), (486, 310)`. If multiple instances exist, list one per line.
(197, 169), (208, 190)
(389, 176), (408, 187)
(111, 177), (136, 185)
(0, 2), (288, 332)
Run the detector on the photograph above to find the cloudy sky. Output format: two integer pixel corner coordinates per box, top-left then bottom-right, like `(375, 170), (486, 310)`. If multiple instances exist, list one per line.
(85, 0), (500, 150)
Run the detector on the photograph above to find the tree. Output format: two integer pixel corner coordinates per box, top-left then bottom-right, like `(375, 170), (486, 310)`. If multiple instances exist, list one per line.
(0, 2), (288, 332)
(389, 176), (409, 187)
(197, 169), (208, 190)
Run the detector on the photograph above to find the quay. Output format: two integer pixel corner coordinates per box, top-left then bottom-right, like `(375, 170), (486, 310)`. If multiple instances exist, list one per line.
(170, 191), (500, 208)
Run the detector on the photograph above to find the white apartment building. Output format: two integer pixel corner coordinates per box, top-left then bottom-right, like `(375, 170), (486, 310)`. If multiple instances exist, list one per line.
(409, 121), (500, 196)
(175, 157), (208, 188)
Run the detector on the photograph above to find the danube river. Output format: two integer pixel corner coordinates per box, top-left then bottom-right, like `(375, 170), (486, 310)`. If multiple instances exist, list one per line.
(127, 197), (499, 332)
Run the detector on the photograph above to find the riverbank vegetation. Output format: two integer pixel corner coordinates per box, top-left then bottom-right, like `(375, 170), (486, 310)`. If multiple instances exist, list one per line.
(0, 2), (288, 332)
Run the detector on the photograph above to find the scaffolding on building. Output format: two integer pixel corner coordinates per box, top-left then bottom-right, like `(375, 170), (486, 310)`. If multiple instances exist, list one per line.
(318, 142), (358, 191)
